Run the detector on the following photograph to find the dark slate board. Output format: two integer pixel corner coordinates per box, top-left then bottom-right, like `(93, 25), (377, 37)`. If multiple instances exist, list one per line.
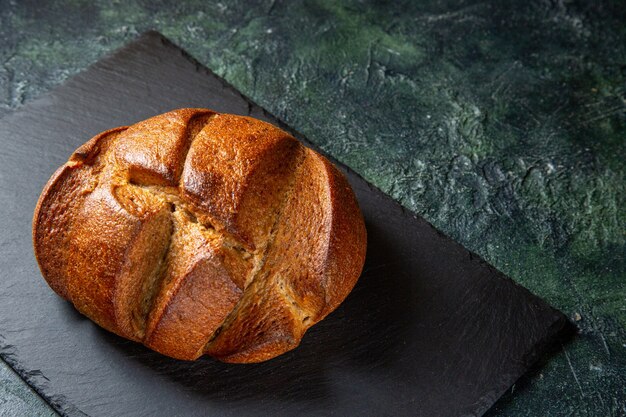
(0, 32), (573, 417)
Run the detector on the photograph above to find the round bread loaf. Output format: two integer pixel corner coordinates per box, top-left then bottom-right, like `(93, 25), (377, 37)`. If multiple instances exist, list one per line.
(32, 109), (367, 363)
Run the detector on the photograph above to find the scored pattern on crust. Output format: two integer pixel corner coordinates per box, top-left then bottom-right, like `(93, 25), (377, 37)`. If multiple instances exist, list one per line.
(33, 109), (367, 363)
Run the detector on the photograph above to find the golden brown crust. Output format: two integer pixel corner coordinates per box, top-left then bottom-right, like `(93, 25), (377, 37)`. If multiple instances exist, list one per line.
(115, 109), (215, 186)
(142, 210), (243, 360)
(181, 114), (302, 249)
(204, 149), (367, 363)
(33, 108), (367, 362)
(32, 127), (127, 300)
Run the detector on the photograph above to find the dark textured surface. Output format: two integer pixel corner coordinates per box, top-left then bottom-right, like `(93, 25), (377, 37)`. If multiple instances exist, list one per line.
(0, 364), (55, 417)
(0, 32), (571, 417)
(0, 1), (624, 416)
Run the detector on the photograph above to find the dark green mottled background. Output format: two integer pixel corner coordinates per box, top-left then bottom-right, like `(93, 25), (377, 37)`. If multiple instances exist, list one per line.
(0, 0), (624, 415)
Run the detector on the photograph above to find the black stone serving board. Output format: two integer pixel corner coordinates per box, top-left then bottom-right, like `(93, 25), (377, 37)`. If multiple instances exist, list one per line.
(0, 32), (573, 417)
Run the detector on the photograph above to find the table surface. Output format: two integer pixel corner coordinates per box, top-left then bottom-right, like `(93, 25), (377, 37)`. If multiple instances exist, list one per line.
(0, 1), (623, 416)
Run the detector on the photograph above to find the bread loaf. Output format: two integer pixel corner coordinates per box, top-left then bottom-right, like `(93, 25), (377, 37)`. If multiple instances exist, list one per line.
(32, 109), (367, 363)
